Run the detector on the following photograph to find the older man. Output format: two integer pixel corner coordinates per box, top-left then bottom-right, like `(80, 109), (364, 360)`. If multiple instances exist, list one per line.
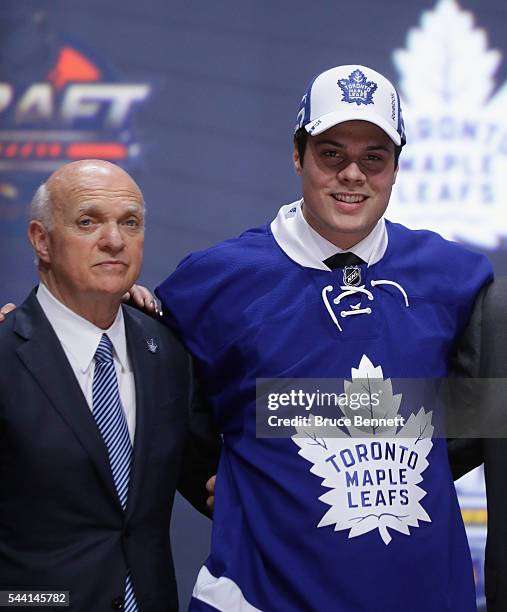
(0, 160), (218, 611)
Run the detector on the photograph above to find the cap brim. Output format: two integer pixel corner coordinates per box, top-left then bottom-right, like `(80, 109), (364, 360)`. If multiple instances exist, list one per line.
(304, 110), (401, 146)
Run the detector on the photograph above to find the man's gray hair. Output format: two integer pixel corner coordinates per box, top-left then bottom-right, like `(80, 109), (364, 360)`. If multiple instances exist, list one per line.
(30, 182), (53, 231)
(29, 178), (147, 233)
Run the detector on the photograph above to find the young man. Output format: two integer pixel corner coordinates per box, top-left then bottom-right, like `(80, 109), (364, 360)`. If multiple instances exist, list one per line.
(156, 65), (492, 611)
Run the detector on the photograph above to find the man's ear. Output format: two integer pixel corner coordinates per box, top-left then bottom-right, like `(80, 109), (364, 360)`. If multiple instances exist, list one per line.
(293, 143), (302, 176)
(393, 165), (399, 185)
(28, 220), (51, 264)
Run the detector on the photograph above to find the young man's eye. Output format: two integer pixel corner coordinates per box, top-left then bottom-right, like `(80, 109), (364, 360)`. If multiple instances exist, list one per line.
(322, 151), (346, 164)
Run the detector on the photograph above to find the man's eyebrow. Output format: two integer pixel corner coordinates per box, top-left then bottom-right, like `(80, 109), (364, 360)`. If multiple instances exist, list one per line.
(314, 139), (345, 148)
(314, 140), (391, 152)
(77, 204), (99, 214)
(123, 204), (143, 215)
(77, 203), (142, 214)
(365, 145), (391, 152)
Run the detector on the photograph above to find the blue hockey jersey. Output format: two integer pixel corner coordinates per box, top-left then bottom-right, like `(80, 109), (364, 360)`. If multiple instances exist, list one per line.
(156, 204), (492, 612)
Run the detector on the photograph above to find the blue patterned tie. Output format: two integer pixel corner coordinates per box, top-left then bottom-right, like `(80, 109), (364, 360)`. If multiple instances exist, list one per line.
(93, 334), (137, 612)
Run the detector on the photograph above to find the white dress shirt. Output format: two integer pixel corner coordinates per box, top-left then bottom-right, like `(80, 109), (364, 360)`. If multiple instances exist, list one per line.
(271, 199), (388, 270)
(36, 283), (136, 443)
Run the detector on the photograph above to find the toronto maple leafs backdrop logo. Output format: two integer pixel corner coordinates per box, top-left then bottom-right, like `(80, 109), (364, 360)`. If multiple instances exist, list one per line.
(390, 0), (507, 248)
(292, 356), (433, 545)
(338, 69), (377, 106)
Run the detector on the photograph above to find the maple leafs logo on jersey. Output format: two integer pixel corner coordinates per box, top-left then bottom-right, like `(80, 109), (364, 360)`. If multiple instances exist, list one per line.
(292, 355), (433, 545)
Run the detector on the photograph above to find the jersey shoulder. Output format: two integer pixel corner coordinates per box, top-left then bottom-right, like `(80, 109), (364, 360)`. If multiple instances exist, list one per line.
(384, 220), (493, 303)
(174, 224), (284, 277)
(156, 223), (290, 302)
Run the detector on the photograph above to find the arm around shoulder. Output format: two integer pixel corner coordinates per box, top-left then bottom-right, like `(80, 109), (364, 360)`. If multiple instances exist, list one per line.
(177, 358), (221, 517)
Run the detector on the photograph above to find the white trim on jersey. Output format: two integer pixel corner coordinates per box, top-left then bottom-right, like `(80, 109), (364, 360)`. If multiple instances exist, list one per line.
(192, 566), (262, 612)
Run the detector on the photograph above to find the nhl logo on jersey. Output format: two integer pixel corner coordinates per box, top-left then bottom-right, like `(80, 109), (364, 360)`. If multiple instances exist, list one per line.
(338, 69), (377, 106)
(343, 265), (361, 287)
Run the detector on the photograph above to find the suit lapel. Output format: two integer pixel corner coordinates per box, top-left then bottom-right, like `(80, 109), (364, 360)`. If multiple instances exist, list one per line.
(123, 307), (156, 520)
(14, 291), (120, 505)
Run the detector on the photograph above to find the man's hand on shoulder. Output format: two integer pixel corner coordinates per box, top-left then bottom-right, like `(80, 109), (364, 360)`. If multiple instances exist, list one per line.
(206, 475), (216, 516)
(123, 284), (163, 318)
(0, 303), (16, 322)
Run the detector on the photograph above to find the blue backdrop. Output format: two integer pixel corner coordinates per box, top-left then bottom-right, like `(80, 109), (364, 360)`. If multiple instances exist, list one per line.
(1, 1), (505, 608)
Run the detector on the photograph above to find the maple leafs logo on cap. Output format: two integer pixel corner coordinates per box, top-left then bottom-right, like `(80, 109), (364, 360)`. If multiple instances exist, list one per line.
(338, 69), (378, 106)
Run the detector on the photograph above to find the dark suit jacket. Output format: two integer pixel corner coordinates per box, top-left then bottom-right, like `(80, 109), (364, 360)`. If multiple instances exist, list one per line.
(0, 290), (219, 611)
(449, 278), (507, 612)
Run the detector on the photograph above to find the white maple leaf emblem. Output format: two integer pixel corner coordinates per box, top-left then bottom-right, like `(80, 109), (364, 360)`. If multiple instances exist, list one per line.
(389, 0), (507, 248)
(292, 355), (433, 545)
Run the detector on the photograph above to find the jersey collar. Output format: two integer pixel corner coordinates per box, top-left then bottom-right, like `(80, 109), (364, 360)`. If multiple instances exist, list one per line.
(270, 199), (388, 271)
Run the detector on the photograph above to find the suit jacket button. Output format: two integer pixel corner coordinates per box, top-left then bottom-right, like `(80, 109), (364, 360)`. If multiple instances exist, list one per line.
(111, 596), (124, 609)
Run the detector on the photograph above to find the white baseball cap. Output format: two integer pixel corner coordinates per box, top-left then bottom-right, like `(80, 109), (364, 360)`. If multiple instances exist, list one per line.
(295, 65), (406, 146)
